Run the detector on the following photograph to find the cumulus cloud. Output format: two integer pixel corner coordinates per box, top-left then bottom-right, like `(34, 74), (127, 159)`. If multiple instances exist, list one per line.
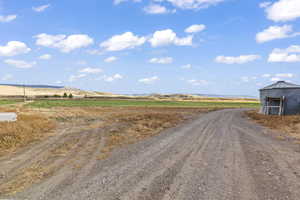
(2, 74), (13, 81)
(68, 74), (87, 82)
(185, 24), (206, 33)
(262, 74), (271, 78)
(114, 0), (141, 5)
(187, 79), (208, 86)
(256, 25), (300, 43)
(149, 57), (173, 64)
(241, 76), (257, 82)
(270, 77), (281, 82)
(157, 0), (224, 10)
(39, 54), (52, 60)
(264, 0), (300, 22)
(215, 55), (261, 64)
(262, 73), (295, 81)
(275, 73), (294, 78)
(149, 29), (193, 47)
(259, 2), (272, 8)
(4, 59), (36, 69)
(103, 74), (123, 82)
(268, 45), (300, 62)
(78, 67), (102, 74)
(139, 76), (159, 84)
(0, 15), (17, 23)
(35, 33), (94, 53)
(0, 41), (31, 57)
(104, 56), (118, 63)
(144, 4), (172, 14)
(100, 32), (146, 51)
(33, 4), (50, 12)
(181, 64), (192, 69)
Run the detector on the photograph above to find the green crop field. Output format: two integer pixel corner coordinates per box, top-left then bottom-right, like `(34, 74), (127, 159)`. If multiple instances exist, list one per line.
(28, 99), (260, 108)
(0, 99), (19, 105)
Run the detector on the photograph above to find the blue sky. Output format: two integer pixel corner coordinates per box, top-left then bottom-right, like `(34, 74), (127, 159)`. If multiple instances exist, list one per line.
(0, 0), (300, 96)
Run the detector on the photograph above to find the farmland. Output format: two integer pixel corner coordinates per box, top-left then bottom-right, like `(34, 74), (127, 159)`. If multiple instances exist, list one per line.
(27, 99), (260, 108)
(0, 99), (19, 106)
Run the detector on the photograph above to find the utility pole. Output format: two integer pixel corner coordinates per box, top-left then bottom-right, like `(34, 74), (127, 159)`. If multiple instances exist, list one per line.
(23, 83), (26, 102)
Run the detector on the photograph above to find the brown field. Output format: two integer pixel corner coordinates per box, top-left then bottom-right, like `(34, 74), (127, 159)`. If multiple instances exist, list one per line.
(0, 103), (217, 195)
(246, 110), (300, 141)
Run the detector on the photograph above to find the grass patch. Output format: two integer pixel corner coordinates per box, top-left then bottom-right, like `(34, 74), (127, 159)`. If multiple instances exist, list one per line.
(0, 99), (19, 106)
(28, 99), (260, 108)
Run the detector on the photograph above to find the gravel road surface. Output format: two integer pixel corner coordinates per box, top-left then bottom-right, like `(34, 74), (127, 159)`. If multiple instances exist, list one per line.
(4, 109), (300, 200)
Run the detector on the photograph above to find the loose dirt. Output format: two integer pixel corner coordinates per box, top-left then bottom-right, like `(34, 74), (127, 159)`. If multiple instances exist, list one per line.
(1, 109), (300, 200)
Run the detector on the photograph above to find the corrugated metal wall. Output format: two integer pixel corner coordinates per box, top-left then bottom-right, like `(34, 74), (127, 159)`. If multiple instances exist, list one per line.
(260, 88), (300, 115)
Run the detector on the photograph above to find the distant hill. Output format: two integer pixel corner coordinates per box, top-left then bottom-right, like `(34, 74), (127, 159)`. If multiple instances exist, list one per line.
(0, 84), (64, 89)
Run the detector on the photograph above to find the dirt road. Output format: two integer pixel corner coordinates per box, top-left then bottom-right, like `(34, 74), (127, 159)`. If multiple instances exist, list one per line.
(3, 109), (300, 200)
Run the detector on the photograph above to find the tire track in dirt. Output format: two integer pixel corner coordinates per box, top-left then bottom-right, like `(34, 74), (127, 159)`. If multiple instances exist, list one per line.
(4, 109), (300, 200)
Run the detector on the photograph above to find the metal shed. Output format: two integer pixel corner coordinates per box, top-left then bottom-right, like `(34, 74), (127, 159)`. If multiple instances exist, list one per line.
(260, 81), (300, 115)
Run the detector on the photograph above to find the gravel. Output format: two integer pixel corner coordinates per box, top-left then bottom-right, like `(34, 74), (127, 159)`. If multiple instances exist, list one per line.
(7, 109), (300, 200)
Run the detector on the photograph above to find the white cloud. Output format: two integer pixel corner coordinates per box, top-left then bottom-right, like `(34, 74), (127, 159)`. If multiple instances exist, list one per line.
(270, 77), (281, 82)
(262, 73), (295, 82)
(114, 0), (141, 5)
(149, 29), (193, 47)
(2, 74), (13, 81)
(144, 4), (172, 14)
(68, 74), (87, 82)
(39, 54), (52, 60)
(259, 1), (272, 8)
(185, 24), (206, 33)
(181, 64), (192, 69)
(139, 76), (159, 84)
(268, 45), (300, 62)
(4, 59), (36, 69)
(256, 25), (300, 43)
(35, 33), (94, 53)
(87, 49), (104, 55)
(265, 0), (300, 22)
(100, 32), (146, 51)
(55, 81), (63, 84)
(103, 74), (123, 82)
(104, 56), (118, 63)
(33, 4), (50, 12)
(187, 79), (208, 86)
(158, 0), (224, 10)
(78, 67), (102, 74)
(275, 73), (294, 78)
(215, 55), (261, 64)
(241, 76), (257, 82)
(262, 73), (271, 78)
(0, 41), (31, 57)
(0, 15), (17, 23)
(149, 57), (173, 64)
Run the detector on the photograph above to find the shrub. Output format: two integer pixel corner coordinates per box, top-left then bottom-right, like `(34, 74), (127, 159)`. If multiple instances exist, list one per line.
(68, 93), (73, 98)
(63, 93), (68, 98)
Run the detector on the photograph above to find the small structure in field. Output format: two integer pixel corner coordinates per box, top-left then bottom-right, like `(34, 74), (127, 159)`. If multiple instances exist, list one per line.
(0, 112), (17, 122)
(260, 81), (300, 115)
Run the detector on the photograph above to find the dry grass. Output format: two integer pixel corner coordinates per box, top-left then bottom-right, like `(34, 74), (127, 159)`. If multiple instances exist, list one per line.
(0, 111), (56, 156)
(246, 110), (300, 140)
(0, 106), (215, 195)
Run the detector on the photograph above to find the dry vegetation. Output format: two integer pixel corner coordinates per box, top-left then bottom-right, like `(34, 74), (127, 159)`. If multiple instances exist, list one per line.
(0, 107), (56, 156)
(247, 110), (300, 141)
(0, 105), (215, 196)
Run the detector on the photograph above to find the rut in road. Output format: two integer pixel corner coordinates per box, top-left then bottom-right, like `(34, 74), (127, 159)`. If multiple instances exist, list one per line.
(6, 109), (300, 200)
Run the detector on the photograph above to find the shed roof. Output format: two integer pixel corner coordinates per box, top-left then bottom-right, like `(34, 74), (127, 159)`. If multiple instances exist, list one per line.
(260, 81), (300, 90)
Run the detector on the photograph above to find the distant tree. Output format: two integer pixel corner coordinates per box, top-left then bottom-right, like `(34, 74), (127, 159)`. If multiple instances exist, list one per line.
(63, 93), (68, 98)
(68, 93), (73, 98)
(53, 94), (61, 98)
